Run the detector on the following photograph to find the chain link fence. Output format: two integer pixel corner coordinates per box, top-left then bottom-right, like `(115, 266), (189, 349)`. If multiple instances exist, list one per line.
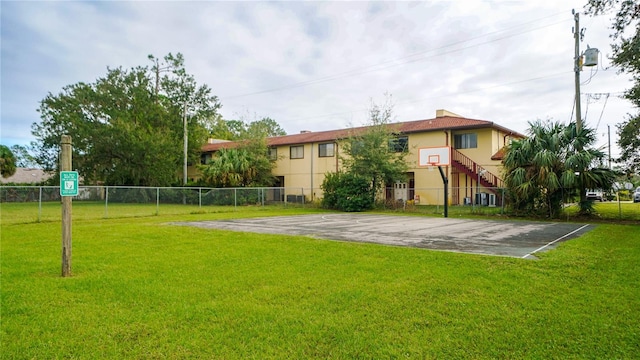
(2, 185), (638, 222)
(0, 186), (309, 222)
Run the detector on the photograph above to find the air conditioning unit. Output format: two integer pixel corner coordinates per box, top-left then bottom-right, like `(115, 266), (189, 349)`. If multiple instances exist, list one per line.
(475, 193), (488, 206)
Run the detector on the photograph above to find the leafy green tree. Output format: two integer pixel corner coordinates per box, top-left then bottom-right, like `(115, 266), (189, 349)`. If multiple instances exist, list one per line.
(616, 116), (640, 175)
(10, 145), (37, 168)
(225, 120), (248, 139)
(585, 0), (640, 174)
(245, 117), (287, 138)
(32, 53), (221, 186)
(0, 145), (17, 178)
(208, 119), (242, 141)
(210, 117), (286, 141)
(339, 97), (409, 205)
(198, 112), (284, 187)
(503, 120), (615, 217)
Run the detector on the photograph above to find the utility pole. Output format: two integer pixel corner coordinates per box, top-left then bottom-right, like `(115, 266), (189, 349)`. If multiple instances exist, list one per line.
(183, 100), (188, 186)
(608, 124), (612, 169)
(573, 10), (583, 133)
(573, 9), (586, 206)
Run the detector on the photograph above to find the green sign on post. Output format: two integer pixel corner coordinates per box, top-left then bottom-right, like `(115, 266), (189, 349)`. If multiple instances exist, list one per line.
(60, 171), (79, 196)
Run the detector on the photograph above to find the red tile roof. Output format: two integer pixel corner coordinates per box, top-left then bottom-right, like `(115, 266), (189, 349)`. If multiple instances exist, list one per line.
(201, 115), (524, 152)
(491, 147), (507, 160)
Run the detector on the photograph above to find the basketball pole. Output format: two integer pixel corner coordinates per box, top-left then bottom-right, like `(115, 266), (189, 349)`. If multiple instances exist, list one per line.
(437, 165), (448, 218)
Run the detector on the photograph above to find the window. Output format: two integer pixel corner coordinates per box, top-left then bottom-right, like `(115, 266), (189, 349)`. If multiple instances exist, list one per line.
(318, 143), (335, 157)
(290, 145), (304, 159)
(200, 153), (212, 164)
(268, 147), (277, 160)
(454, 133), (477, 149)
(389, 136), (408, 152)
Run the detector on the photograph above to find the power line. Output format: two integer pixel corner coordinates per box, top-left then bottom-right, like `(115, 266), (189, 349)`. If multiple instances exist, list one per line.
(291, 70), (570, 122)
(584, 93), (591, 121)
(594, 93), (610, 131)
(223, 12), (570, 100)
(569, 94), (575, 123)
(580, 92), (619, 130)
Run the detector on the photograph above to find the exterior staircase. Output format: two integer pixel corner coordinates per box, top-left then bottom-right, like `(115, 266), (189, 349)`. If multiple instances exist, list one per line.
(451, 149), (503, 191)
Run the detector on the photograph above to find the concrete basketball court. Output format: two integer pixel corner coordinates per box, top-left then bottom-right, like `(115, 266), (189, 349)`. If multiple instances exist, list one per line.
(172, 214), (592, 259)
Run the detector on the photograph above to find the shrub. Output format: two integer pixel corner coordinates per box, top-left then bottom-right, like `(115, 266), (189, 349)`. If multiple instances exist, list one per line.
(321, 172), (373, 212)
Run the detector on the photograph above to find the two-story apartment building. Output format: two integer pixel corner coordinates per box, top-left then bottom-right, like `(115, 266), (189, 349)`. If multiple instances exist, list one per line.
(194, 110), (524, 206)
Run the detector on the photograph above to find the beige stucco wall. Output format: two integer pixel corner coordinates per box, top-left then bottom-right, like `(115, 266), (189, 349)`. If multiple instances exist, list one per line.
(272, 142), (341, 200)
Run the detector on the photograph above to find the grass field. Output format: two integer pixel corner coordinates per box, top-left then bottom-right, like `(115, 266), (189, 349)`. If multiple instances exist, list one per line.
(0, 201), (315, 225)
(405, 201), (640, 221)
(2, 204), (639, 359)
(562, 201), (640, 221)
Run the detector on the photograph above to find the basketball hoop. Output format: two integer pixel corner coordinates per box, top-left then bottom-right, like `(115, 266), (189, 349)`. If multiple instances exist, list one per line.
(418, 146), (450, 167)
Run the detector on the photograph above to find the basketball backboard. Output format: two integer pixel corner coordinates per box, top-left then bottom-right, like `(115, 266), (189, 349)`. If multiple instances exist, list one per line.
(418, 146), (450, 167)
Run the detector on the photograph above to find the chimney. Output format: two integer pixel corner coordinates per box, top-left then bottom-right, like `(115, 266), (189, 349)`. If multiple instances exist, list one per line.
(436, 109), (463, 118)
(300, 130), (312, 134)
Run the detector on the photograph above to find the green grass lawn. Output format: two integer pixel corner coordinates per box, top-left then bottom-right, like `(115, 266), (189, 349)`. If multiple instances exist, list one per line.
(2, 206), (639, 359)
(562, 201), (640, 222)
(407, 201), (640, 221)
(0, 201), (315, 225)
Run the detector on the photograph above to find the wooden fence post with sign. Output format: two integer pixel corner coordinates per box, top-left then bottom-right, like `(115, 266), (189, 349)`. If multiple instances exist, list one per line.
(60, 135), (74, 277)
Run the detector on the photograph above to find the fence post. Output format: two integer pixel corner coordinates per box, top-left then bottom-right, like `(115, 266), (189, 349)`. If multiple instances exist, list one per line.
(617, 190), (622, 220)
(199, 188), (202, 208)
(156, 187), (160, 215)
(501, 188), (505, 215)
(104, 186), (109, 218)
(234, 188), (237, 209)
(436, 188), (440, 214)
(38, 186), (42, 222)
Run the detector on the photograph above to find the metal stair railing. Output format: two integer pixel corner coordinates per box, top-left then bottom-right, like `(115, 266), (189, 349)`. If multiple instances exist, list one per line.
(451, 149), (503, 189)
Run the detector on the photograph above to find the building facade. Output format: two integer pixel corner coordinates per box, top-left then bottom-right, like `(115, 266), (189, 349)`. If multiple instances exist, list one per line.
(195, 110), (524, 205)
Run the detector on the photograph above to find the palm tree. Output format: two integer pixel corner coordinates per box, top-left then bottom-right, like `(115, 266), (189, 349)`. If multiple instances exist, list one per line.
(199, 145), (274, 188)
(0, 145), (17, 178)
(503, 120), (615, 217)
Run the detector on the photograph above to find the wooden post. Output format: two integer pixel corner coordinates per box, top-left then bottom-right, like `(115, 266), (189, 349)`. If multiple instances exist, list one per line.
(61, 135), (72, 277)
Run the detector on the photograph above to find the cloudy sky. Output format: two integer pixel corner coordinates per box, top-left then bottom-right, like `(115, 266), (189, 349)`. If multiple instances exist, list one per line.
(1, 0), (634, 158)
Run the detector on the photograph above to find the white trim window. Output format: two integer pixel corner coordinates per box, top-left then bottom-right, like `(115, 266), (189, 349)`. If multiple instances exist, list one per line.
(290, 145), (304, 159)
(268, 147), (277, 160)
(318, 143), (335, 157)
(454, 133), (477, 149)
